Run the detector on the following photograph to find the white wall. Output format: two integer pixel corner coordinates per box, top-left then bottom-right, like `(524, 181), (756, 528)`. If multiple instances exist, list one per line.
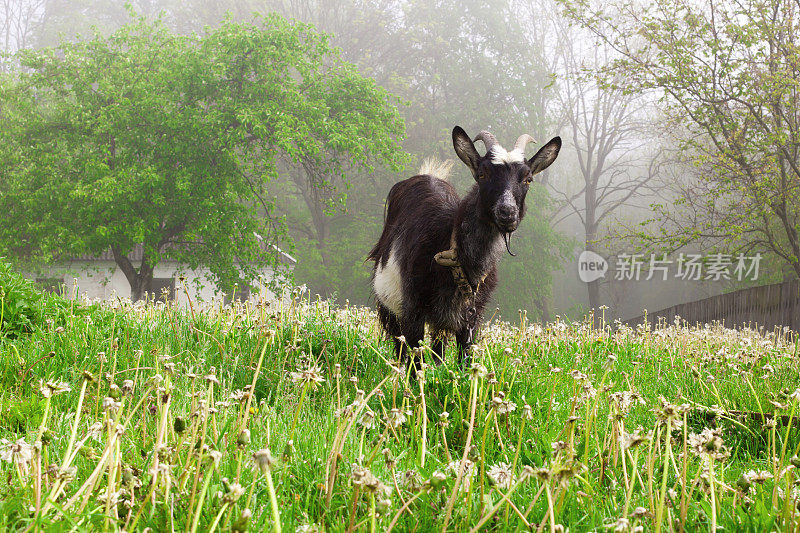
(28, 261), (283, 305)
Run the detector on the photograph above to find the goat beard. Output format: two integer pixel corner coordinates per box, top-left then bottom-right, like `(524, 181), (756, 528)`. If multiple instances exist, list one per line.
(503, 232), (516, 257)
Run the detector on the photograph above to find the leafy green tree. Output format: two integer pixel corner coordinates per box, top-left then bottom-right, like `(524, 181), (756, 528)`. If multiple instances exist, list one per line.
(21, 0), (572, 316)
(0, 13), (405, 300)
(561, 0), (800, 281)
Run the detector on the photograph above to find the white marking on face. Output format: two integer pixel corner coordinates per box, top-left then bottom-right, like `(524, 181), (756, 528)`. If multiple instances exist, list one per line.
(489, 147), (525, 165)
(374, 248), (404, 317)
(501, 188), (515, 206)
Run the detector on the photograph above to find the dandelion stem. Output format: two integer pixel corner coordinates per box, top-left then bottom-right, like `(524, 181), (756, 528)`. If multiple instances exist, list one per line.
(654, 418), (671, 533)
(189, 467), (215, 533)
(441, 374), (479, 532)
(265, 467), (282, 533)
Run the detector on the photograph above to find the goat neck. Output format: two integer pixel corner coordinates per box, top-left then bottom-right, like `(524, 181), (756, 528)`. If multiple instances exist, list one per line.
(451, 187), (503, 286)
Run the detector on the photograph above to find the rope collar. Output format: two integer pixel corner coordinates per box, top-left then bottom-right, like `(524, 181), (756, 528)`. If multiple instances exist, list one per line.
(434, 230), (487, 301)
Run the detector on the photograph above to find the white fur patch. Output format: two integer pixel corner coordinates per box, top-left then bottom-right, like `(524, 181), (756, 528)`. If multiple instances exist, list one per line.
(490, 147), (525, 165)
(374, 248), (404, 317)
(419, 157), (454, 181)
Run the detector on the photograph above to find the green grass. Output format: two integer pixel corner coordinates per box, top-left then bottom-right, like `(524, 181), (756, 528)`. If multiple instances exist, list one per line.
(1, 287), (800, 532)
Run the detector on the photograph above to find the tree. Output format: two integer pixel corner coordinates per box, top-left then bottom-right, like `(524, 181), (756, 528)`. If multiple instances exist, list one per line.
(0, 0), (45, 69)
(550, 19), (663, 312)
(561, 0), (800, 281)
(0, 13), (405, 300)
(26, 0), (573, 315)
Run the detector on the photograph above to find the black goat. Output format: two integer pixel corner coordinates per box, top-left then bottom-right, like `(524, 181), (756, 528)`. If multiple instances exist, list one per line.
(369, 126), (561, 367)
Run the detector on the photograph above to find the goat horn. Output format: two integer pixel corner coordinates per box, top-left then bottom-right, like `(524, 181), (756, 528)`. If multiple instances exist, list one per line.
(472, 130), (500, 153)
(513, 134), (537, 154)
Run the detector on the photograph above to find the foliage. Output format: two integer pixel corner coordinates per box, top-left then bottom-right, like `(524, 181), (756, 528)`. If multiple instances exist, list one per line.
(560, 0), (800, 280)
(0, 12), (406, 299)
(0, 259), (45, 338)
(0, 261), (114, 340)
(2, 295), (800, 530)
(6, 0), (573, 315)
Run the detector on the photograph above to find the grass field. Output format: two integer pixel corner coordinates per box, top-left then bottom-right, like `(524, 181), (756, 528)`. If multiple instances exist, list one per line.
(2, 283), (800, 532)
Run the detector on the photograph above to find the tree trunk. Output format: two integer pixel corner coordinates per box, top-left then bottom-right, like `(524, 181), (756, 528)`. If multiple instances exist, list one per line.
(112, 246), (154, 302)
(585, 203), (601, 314)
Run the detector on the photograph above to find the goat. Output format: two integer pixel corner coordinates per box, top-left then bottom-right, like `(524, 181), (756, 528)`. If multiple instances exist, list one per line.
(369, 126), (561, 368)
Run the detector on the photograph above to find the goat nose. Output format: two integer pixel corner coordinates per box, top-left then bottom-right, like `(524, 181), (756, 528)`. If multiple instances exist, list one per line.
(497, 204), (517, 221)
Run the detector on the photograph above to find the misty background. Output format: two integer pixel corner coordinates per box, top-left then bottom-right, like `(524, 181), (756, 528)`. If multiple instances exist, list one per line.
(2, 0), (797, 323)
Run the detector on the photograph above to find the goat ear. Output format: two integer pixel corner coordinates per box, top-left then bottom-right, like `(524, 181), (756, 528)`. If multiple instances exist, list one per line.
(452, 126), (480, 175)
(527, 136), (562, 175)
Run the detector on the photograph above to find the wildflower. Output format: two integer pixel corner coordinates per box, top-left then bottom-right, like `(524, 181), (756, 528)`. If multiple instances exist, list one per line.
(382, 448), (396, 469)
(57, 465), (77, 483)
(654, 397), (689, 426)
(469, 363), (487, 380)
(0, 438), (34, 465)
(40, 380), (72, 398)
(223, 482), (245, 504)
(439, 411), (450, 427)
(354, 389), (365, 404)
(121, 380), (134, 395)
(496, 399), (517, 416)
(609, 391), (644, 420)
(103, 397), (122, 414)
(551, 440), (569, 456)
(612, 517), (630, 532)
(632, 506), (647, 518)
(253, 449), (275, 475)
(205, 449), (223, 469)
(386, 408), (409, 428)
(376, 496), (392, 513)
(769, 400), (788, 410)
(289, 364), (325, 389)
(351, 465), (390, 496)
(743, 470), (773, 484)
(429, 471), (447, 489)
(487, 462), (514, 490)
(109, 383), (122, 399)
(237, 429), (251, 447)
(790, 388), (800, 404)
(687, 428), (729, 460)
(621, 429), (650, 450)
(96, 488), (123, 507)
(398, 469), (424, 491)
(522, 404), (533, 420)
(359, 409), (376, 429)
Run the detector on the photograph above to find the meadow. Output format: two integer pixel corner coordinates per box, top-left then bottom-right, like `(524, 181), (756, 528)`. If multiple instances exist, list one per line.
(2, 278), (800, 532)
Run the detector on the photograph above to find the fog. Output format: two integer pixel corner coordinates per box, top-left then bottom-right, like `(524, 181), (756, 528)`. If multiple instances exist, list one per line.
(2, 0), (797, 324)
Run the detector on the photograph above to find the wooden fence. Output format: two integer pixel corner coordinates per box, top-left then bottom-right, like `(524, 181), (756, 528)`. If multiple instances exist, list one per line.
(624, 280), (800, 331)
